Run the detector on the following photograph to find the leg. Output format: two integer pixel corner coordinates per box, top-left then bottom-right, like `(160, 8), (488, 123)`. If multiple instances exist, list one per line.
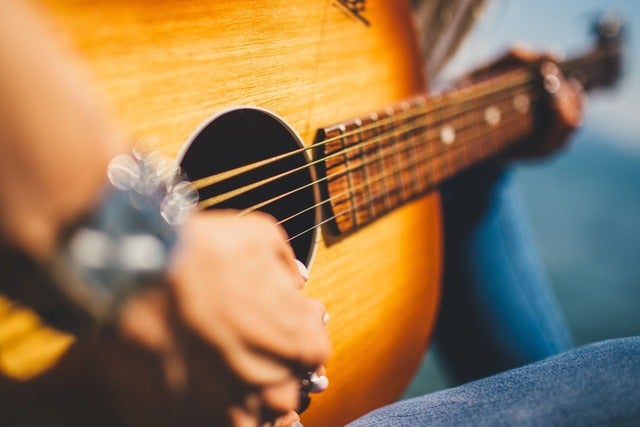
(436, 164), (573, 382)
(348, 337), (640, 426)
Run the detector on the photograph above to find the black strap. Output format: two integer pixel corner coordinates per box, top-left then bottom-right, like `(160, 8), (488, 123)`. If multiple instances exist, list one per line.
(0, 239), (97, 337)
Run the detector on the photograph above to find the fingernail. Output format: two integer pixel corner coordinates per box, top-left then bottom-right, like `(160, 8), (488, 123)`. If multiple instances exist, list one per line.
(322, 311), (330, 326)
(295, 259), (309, 282)
(292, 422), (304, 427)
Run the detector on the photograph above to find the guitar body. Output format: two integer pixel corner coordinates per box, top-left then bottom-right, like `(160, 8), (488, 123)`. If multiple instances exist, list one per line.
(42, 1), (442, 425)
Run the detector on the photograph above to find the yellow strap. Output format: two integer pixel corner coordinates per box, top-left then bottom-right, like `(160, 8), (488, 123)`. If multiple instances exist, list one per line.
(0, 295), (74, 379)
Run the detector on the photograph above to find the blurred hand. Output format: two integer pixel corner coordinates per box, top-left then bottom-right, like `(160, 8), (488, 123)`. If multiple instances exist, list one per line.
(466, 46), (586, 160)
(98, 210), (330, 426)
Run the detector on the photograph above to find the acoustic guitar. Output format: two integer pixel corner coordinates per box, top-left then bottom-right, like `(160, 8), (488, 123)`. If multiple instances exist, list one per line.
(4, 1), (621, 426)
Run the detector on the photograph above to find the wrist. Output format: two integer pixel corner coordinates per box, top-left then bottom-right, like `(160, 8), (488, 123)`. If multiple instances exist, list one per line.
(0, 150), (198, 335)
(46, 150), (198, 328)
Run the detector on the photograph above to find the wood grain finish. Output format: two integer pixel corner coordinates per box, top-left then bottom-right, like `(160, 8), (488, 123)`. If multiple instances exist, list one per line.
(33, 1), (442, 426)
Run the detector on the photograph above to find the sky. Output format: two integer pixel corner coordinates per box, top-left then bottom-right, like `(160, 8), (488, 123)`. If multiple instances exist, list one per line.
(439, 0), (640, 153)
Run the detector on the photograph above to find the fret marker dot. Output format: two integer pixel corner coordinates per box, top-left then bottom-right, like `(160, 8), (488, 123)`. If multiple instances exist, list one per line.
(513, 94), (530, 114)
(440, 126), (456, 145)
(484, 106), (501, 126)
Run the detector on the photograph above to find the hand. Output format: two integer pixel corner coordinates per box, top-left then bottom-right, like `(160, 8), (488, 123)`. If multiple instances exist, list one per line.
(97, 210), (330, 426)
(465, 46), (586, 160)
(264, 366), (328, 427)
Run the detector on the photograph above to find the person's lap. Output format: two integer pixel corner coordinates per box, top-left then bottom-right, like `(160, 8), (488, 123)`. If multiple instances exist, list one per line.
(348, 336), (640, 426)
(436, 163), (573, 382)
(348, 165), (640, 425)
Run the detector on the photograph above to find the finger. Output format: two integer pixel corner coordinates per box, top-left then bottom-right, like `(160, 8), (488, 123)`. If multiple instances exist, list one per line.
(229, 405), (261, 427)
(467, 43), (538, 80)
(272, 297), (330, 368)
(223, 341), (294, 385)
(260, 378), (301, 413)
(232, 293), (331, 372)
(244, 211), (300, 282)
(295, 259), (309, 286)
(534, 64), (585, 156)
(550, 75), (584, 131)
(222, 302), (329, 386)
(313, 300), (329, 326)
(506, 43), (540, 63)
(253, 212), (303, 284)
(271, 410), (302, 427)
(278, 242), (303, 285)
(565, 77), (587, 126)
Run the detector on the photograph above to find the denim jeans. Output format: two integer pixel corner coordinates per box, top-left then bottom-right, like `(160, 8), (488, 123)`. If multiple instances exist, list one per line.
(348, 337), (640, 426)
(436, 164), (573, 382)
(347, 165), (640, 425)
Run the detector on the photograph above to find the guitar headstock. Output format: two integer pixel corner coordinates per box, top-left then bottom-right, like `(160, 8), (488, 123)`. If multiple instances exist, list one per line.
(558, 10), (626, 92)
(593, 9), (625, 88)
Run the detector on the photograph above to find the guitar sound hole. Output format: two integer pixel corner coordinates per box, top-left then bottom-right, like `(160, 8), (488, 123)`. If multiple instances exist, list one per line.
(179, 107), (318, 265)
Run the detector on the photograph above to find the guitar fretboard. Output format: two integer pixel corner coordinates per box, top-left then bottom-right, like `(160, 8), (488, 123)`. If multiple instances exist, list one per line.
(318, 41), (620, 234)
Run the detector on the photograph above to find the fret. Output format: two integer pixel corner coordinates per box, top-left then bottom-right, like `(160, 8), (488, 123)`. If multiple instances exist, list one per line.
(419, 97), (439, 191)
(322, 124), (357, 233)
(340, 122), (370, 227)
(380, 107), (409, 205)
(495, 89), (535, 152)
(431, 93), (453, 184)
(358, 115), (388, 215)
(353, 118), (377, 221)
(394, 102), (420, 197)
(368, 112), (392, 213)
(465, 87), (485, 168)
(476, 99), (502, 161)
(446, 96), (469, 181)
(397, 108), (420, 200)
(407, 96), (430, 193)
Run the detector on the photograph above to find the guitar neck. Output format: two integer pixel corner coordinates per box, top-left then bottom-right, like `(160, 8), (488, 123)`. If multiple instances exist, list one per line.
(318, 40), (622, 235)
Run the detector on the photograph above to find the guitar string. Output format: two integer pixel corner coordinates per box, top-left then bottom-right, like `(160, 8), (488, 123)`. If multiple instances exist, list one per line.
(190, 48), (614, 192)
(274, 105), (534, 232)
(237, 87), (538, 219)
(190, 67), (531, 190)
(197, 78), (537, 209)
(282, 103), (538, 244)
(278, 57), (616, 242)
(197, 78), (536, 208)
(195, 57), (612, 211)
(279, 56), (617, 243)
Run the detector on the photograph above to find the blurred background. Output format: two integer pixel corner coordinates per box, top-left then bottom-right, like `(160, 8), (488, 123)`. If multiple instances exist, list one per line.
(406, 0), (640, 396)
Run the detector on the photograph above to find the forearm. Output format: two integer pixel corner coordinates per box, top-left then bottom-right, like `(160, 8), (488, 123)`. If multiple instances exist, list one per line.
(0, 1), (126, 259)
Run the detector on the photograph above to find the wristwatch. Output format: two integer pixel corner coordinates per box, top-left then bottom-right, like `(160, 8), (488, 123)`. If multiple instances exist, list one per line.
(46, 150), (198, 329)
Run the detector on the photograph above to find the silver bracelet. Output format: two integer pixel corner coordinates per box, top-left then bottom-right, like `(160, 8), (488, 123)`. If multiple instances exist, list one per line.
(47, 150), (198, 325)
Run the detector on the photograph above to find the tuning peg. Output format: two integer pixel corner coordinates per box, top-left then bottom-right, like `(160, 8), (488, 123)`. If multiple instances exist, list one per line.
(593, 8), (624, 46)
